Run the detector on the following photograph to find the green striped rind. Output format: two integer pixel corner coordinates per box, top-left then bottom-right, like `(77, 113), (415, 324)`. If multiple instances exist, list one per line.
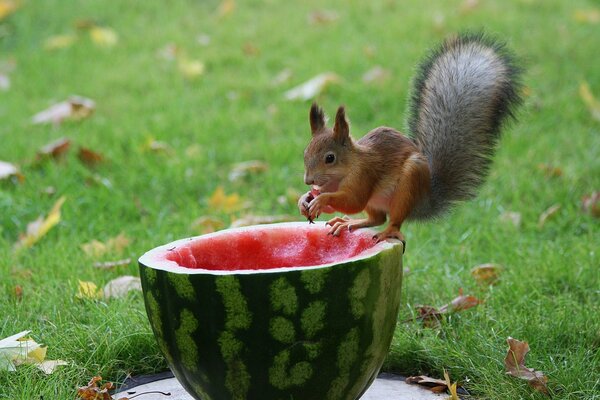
(139, 240), (402, 400)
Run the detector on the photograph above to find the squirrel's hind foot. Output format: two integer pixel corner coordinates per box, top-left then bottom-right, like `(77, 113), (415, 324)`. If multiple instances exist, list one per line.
(373, 227), (406, 253)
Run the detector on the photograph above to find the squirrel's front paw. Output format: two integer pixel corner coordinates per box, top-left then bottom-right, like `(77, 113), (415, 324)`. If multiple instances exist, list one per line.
(307, 194), (329, 221)
(298, 191), (314, 221)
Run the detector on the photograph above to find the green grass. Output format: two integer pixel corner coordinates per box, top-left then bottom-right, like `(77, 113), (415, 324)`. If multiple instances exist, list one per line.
(1, 0), (599, 398)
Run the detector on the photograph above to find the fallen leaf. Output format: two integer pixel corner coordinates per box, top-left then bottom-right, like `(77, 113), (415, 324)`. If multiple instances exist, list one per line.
(217, 0), (235, 18)
(581, 191), (600, 218)
(76, 280), (103, 300)
(243, 42), (260, 56)
(0, 330), (67, 373)
(499, 210), (522, 228)
(284, 72), (341, 101)
(103, 275), (141, 299)
(573, 9), (600, 24)
(140, 137), (174, 154)
(14, 285), (23, 301)
(178, 57), (205, 80)
(190, 216), (224, 234)
(406, 374), (448, 388)
(32, 96), (95, 125)
(77, 376), (114, 400)
(36, 137), (71, 161)
(307, 10), (339, 25)
(93, 258), (131, 269)
(460, 0), (479, 14)
(538, 204), (561, 228)
(0, 160), (19, 180)
(15, 196), (66, 250)
(0, 0), (17, 20)
(444, 370), (460, 400)
(579, 82), (600, 122)
(78, 147), (105, 167)
(230, 214), (297, 228)
(471, 263), (502, 286)
(362, 66), (390, 84)
(89, 26), (118, 47)
(208, 186), (246, 213)
(439, 290), (481, 313)
(505, 337), (549, 394)
(228, 160), (269, 182)
(537, 163), (563, 178)
(411, 305), (443, 328)
(44, 34), (77, 51)
(271, 68), (293, 86)
(81, 233), (131, 258)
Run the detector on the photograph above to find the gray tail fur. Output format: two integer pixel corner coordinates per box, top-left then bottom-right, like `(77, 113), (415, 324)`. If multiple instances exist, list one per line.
(407, 32), (523, 219)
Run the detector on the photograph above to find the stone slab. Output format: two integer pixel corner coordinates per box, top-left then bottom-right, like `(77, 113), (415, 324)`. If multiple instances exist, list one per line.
(115, 373), (444, 399)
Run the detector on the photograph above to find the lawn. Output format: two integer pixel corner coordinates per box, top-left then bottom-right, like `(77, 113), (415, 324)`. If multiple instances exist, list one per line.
(1, 0), (599, 398)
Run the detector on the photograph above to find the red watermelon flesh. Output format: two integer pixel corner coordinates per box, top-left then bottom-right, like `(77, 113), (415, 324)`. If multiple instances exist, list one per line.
(162, 223), (379, 271)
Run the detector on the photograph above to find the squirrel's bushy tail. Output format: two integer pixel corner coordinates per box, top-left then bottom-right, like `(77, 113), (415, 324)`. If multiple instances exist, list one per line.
(407, 33), (523, 219)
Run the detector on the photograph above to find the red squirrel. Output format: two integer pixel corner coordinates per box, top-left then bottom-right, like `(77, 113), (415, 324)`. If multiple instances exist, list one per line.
(298, 34), (522, 246)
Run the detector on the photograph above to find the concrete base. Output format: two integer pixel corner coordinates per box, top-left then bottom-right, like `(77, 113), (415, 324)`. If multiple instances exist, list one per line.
(115, 373), (444, 399)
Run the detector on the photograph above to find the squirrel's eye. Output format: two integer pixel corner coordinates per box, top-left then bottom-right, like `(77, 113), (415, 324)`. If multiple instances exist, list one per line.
(325, 154), (335, 164)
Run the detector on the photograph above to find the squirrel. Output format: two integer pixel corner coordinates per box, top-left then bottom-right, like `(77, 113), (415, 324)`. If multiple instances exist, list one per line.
(298, 33), (523, 246)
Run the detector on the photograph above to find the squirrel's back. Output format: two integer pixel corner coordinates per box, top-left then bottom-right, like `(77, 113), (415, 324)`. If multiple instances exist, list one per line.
(407, 33), (523, 219)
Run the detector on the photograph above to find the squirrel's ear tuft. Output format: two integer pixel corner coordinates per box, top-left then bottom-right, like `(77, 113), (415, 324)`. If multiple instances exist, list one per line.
(333, 105), (349, 143)
(309, 103), (326, 135)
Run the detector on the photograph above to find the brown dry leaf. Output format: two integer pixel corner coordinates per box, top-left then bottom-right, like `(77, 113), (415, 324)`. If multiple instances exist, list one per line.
(76, 280), (103, 300)
(499, 210), (522, 228)
(581, 191), (600, 218)
(538, 204), (561, 228)
(579, 82), (600, 122)
(308, 10), (339, 25)
(37, 137), (71, 161)
(78, 147), (105, 167)
(15, 196), (66, 250)
(0, 0), (18, 20)
(93, 258), (131, 269)
(0, 160), (19, 180)
(89, 26), (118, 47)
(190, 216), (224, 234)
(44, 34), (77, 51)
(76, 376), (114, 400)
(32, 96), (95, 125)
(217, 0), (235, 18)
(208, 186), (246, 214)
(406, 374), (448, 388)
(440, 290), (481, 313)
(230, 214), (297, 228)
(284, 72), (341, 101)
(362, 66), (390, 85)
(460, 0), (479, 14)
(228, 160), (269, 182)
(537, 163), (563, 178)
(505, 337), (549, 394)
(573, 9), (600, 24)
(471, 263), (502, 286)
(13, 285), (23, 301)
(81, 233), (131, 258)
(103, 275), (141, 299)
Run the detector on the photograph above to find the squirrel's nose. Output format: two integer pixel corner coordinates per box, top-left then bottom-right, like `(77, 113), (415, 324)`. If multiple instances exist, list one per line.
(304, 174), (314, 186)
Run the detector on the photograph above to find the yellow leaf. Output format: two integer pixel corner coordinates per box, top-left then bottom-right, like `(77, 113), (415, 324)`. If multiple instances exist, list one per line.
(76, 280), (103, 300)
(573, 9), (600, 24)
(579, 82), (600, 122)
(443, 370), (459, 400)
(44, 34), (77, 51)
(208, 186), (245, 213)
(90, 27), (118, 47)
(190, 216), (225, 234)
(0, 0), (18, 20)
(178, 58), (205, 80)
(15, 196), (66, 250)
(81, 232), (131, 258)
(218, 0), (235, 17)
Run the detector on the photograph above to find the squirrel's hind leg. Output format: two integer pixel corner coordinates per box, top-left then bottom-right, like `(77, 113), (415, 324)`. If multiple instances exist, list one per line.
(327, 208), (386, 236)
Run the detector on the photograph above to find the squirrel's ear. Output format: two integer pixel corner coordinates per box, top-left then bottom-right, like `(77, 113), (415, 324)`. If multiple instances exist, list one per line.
(309, 103), (326, 135)
(333, 106), (349, 144)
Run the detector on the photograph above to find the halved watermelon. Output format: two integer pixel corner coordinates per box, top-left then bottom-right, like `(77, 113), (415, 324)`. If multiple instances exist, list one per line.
(138, 222), (403, 400)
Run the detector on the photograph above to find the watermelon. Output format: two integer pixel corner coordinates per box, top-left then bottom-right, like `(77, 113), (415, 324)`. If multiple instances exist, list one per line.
(138, 222), (403, 400)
